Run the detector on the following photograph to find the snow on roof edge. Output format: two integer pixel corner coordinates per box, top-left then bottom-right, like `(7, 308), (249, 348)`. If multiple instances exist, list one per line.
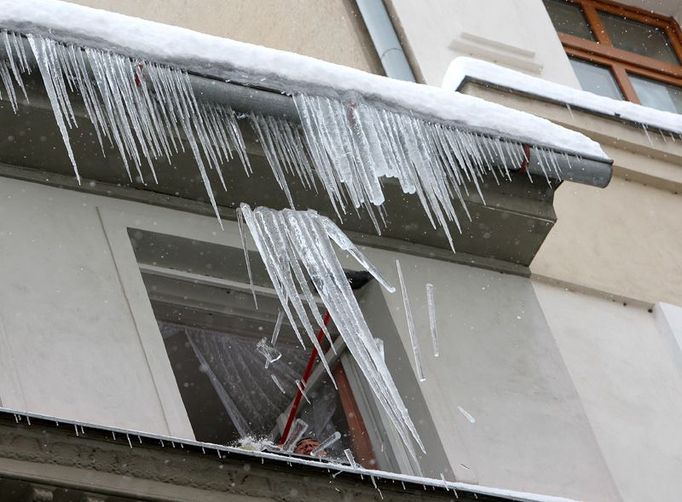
(0, 0), (608, 161)
(443, 57), (682, 135)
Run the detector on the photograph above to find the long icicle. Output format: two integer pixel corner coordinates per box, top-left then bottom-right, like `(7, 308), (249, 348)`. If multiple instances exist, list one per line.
(6, 32), (250, 221)
(426, 282), (439, 357)
(396, 259), (426, 382)
(239, 204), (425, 464)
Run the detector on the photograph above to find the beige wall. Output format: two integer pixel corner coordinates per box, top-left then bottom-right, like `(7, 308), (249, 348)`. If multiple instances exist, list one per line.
(65, 0), (383, 74)
(535, 282), (682, 502)
(457, 83), (682, 307)
(533, 176), (682, 306)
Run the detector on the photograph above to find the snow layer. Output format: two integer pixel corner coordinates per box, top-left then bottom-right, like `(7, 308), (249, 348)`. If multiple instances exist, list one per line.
(443, 57), (682, 134)
(0, 0), (607, 160)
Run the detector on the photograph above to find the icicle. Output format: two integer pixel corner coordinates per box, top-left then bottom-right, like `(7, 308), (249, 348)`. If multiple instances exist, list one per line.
(295, 379), (311, 404)
(457, 406), (476, 424)
(5, 32), (250, 222)
(344, 448), (358, 468)
(282, 418), (309, 451)
(271, 374), (286, 394)
(256, 337), (282, 366)
(271, 309), (285, 345)
(290, 94), (550, 251)
(426, 283), (439, 357)
(27, 35), (81, 183)
(311, 431), (341, 456)
(239, 204), (425, 465)
(237, 207), (258, 308)
(396, 260), (425, 382)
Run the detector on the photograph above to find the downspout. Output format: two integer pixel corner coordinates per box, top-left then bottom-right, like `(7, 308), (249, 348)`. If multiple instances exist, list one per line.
(355, 0), (416, 82)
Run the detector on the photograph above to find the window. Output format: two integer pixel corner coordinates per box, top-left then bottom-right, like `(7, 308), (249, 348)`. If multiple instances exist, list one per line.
(545, 0), (682, 113)
(127, 228), (381, 467)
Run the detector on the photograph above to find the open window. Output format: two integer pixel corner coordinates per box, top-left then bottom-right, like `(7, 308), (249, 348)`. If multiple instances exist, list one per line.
(127, 227), (384, 467)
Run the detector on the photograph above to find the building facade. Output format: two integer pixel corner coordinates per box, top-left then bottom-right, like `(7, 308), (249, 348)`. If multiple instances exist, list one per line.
(0, 1), (680, 501)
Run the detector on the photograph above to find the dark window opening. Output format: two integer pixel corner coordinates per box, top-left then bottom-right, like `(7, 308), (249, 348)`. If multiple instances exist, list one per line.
(128, 228), (378, 466)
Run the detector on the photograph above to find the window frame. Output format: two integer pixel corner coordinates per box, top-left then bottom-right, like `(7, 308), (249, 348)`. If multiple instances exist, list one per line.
(551, 0), (682, 103)
(125, 222), (382, 467)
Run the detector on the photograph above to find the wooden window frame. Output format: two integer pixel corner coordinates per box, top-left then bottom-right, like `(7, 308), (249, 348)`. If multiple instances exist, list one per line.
(552, 0), (682, 103)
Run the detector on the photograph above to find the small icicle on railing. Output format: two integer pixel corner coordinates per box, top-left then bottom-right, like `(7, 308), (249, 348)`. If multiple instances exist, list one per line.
(0, 31), (250, 223)
(238, 204), (425, 463)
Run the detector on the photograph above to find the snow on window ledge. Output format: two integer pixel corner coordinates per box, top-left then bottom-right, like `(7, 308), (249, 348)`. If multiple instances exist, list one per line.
(443, 57), (682, 136)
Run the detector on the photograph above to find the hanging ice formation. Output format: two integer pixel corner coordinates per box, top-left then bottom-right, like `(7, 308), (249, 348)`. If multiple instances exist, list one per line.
(238, 203), (425, 463)
(1, 29), (575, 250)
(1, 30), (250, 223)
(0, 31), (29, 113)
(426, 283), (439, 358)
(396, 260), (426, 383)
(249, 94), (569, 250)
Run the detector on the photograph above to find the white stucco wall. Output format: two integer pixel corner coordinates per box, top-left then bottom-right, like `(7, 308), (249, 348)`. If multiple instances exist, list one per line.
(0, 177), (197, 437)
(386, 0), (580, 86)
(534, 283), (682, 502)
(0, 177), (616, 498)
(361, 249), (620, 500)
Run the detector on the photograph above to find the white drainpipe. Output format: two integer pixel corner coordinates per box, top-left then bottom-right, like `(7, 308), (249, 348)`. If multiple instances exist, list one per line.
(355, 0), (416, 82)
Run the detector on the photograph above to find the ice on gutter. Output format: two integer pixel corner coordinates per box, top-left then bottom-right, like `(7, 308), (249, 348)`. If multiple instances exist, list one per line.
(0, 1), (613, 250)
(0, 0), (607, 161)
(443, 57), (682, 136)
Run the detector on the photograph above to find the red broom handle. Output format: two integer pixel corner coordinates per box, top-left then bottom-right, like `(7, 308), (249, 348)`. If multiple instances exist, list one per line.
(278, 311), (332, 445)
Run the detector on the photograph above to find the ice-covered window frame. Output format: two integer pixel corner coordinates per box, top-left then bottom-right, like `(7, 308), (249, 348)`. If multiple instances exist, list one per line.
(545, 0), (682, 113)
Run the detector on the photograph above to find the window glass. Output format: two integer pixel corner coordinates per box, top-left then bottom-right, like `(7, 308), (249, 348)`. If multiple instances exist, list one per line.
(545, 0), (596, 40)
(630, 73), (682, 113)
(600, 11), (680, 65)
(569, 57), (624, 99)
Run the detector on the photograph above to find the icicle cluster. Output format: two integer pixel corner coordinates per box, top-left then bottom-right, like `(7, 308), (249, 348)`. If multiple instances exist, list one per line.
(1, 31), (250, 222)
(248, 113), (316, 208)
(238, 204), (425, 462)
(0, 31), (29, 112)
(292, 94), (544, 249)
